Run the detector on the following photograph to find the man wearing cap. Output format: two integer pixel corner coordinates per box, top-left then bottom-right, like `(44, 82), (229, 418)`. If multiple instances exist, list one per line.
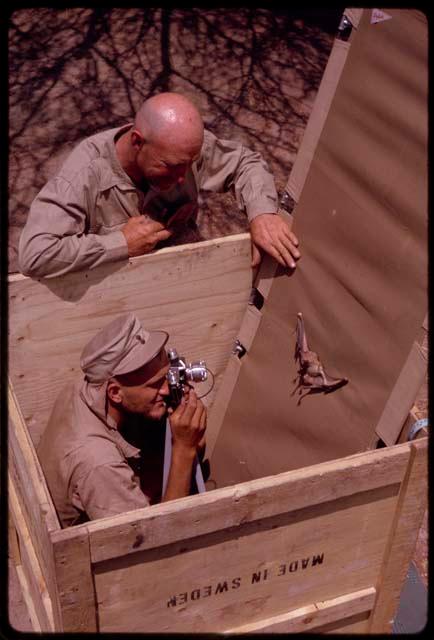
(37, 313), (206, 528)
(18, 91), (300, 279)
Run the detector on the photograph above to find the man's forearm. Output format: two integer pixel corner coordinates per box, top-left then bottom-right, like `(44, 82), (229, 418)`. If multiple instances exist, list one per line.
(161, 444), (196, 502)
(18, 228), (128, 278)
(18, 175), (129, 278)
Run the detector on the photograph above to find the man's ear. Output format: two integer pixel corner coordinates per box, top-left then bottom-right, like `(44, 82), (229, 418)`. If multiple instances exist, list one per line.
(107, 378), (123, 405)
(131, 129), (145, 149)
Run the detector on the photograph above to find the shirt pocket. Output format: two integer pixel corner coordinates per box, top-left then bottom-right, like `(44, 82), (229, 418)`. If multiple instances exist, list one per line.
(93, 188), (140, 232)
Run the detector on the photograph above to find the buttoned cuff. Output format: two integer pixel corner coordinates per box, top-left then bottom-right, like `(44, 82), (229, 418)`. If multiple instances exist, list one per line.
(98, 230), (129, 262)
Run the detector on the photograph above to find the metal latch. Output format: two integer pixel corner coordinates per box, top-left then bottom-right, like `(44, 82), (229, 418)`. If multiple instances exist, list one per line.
(279, 190), (296, 215)
(249, 287), (264, 310)
(408, 418), (428, 441)
(337, 14), (353, 41)
(232, 340), (246, 359)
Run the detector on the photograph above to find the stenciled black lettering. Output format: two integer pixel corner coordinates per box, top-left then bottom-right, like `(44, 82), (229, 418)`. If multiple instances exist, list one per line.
(312, 553), (324, 566)
(167, 553), (326, 609)
(203, 586), (212, 598)
(251, 571), (262, 584)
(167, 595), (177, 608)
(215, 581), (229, 594)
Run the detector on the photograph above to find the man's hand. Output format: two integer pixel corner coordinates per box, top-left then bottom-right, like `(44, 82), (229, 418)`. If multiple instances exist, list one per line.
(250, 213), (300, 269)
(166, 202), (197, 231)
(121, 215), (172, 257)
(168, 389), (207, 455)
(162, 390), (207, 502)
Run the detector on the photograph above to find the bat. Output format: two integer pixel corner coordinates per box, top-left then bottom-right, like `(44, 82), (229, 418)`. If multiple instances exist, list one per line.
(294, 312), (348, 402)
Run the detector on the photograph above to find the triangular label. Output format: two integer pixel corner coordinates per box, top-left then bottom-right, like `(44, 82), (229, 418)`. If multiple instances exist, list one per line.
(371, 9), (393, 24)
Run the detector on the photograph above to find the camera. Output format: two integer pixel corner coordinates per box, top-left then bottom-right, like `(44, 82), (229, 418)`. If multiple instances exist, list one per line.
(166, 348), (208, 407)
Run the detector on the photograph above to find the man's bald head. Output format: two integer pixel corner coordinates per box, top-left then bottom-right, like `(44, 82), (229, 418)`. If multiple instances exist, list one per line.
(135, 93), (204, 150)
(119, 93), (205, 190)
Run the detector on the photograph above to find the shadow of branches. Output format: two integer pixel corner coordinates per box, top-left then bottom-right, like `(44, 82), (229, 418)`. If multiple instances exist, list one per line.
(8, 8), (342, 272)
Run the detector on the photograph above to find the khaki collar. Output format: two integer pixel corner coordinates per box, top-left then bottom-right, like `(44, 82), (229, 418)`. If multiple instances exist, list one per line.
(99, 124), (140, 192)
(79, 379), (141, 459)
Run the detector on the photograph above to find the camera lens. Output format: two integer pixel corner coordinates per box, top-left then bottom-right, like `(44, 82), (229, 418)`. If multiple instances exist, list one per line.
(186, 362), (207, 383)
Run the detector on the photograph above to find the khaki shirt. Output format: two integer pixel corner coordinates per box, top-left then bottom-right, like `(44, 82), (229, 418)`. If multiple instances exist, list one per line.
(18, 126), (278, 278)
(37, 379), (165, 527)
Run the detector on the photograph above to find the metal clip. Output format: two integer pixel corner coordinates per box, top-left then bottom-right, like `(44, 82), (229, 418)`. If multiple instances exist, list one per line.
(232, 340), (246, 359)
(279, 190), (296, 215)
(249, 287), (264, 310)
(337, 14), (353, 41)
(408, 418), (428, 441)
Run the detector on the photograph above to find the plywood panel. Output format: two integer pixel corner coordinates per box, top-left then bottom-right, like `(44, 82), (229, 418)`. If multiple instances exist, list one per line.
(8, 234), (251, 445)
(211, 9), (428, 486)
(87, 444), (409, 563)
(92, 485), (398, 632)
(75, 443), (412, 633)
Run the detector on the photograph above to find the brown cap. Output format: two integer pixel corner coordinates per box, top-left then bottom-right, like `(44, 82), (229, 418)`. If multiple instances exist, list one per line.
(80, 313), (169, 384)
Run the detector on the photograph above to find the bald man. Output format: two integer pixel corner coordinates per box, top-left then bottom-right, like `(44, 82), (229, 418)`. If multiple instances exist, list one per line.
(18, 92), (300, 278)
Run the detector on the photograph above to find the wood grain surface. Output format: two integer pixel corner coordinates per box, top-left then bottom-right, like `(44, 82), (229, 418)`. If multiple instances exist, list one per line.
(9, 234), (251, 446)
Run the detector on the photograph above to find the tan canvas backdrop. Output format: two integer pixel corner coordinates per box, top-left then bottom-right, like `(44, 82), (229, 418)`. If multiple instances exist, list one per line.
(210, 9), (427, 486)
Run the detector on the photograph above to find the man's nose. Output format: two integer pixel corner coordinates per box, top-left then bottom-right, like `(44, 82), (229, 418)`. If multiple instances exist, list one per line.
(175, 164), (189, 183)
(160, 379), (170, 396)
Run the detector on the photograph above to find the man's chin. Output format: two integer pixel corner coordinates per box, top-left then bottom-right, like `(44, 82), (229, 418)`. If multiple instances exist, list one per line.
(149, 180), (176, 192)
(147, 403), (168, 420)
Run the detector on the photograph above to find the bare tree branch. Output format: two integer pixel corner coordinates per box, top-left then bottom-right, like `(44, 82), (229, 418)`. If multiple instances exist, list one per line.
(8, 8), (340, 272)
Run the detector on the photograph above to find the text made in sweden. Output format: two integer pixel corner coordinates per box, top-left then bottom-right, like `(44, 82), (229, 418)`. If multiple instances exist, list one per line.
(167, 553), (324, 608)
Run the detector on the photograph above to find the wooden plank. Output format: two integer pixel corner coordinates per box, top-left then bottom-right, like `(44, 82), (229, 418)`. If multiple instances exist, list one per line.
(224, 586), (376, 633)
(375, 340), (427, 445)
(207, 301), (262, 459)
(207, 355), (241, 459)
(9, 473), (55, 631)
(92, 483), (394, 632)
(87, 444), (409, 564)
(8, 511), (21, 567)
(8, 383), (59, 530)
(8, 382), (62, 628)
(286, 37), (351, 205)
(237, 304), (262, 351)
(254, 209), (293, 300)
(369, 438), (428, 633)
(315, 611), (371, 634)
(13, 565), (41, 632)
(253, 253), (277, 300)
(345, 9), (364, 29)
(8, 234), (251, 446)
(51, 526), (97, 632)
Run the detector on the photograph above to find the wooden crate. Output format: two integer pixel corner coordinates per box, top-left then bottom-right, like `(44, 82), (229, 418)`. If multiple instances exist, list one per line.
(8, 236), (427, 634)
(8, 9), (428, 632)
